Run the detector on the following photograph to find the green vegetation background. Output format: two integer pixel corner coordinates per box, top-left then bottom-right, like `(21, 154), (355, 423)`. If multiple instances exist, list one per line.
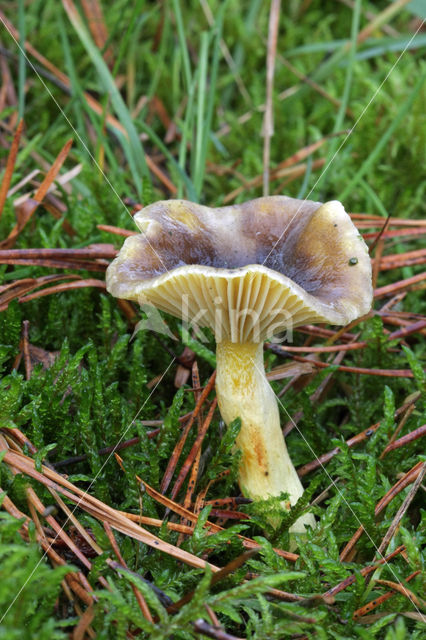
(0, 1), (425, 638)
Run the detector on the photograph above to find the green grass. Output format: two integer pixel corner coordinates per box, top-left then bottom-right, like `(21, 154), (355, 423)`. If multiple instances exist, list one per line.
(0, 1), (425, 638)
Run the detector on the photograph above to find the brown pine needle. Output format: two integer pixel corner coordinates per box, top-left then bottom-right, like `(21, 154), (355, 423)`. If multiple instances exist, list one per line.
(170, 398), (218, 500)
(0, 8), (176, 195)
(351, 214), (426, 227)
(381, 425), (426, 458)
(339, 462), (424, 561)
(373, 463), (426, 561)
(209, 509), (249, 521)
(270, 341), (368, 353)
(0, 246), (116, 260)
(268, 345), (418, 378)
(18, 278), (106, 302)
(298, 393), (420, 476)
(374, 579), (425, 610)
(0, 118), (23, 220)
(97, 224), (138, 237)
(368, 215), (390, 256)
(103, 521), (153, 622)
(362, 226), (426, 239)
(80, 0), (112, 63)
(324, 545), (406, 597)
(0, 274), (81, 310)
(178, 362), (204, 544)
(0, 258), (108, 272)
(119, 511), (195, 535)
(1, 139), (73, 249)
(353, 571), (421, 620)
(375, 272), (426, 298)
(161, 372), (216, 494)
(35, 140), (74, 203)
(1, 447), (218, 571)
(72, 605), (95, 640)
(137, 477), (297, 561)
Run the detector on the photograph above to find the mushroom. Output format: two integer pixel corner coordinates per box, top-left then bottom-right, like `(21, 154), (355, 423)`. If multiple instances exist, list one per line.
(106, 196), (372, 533)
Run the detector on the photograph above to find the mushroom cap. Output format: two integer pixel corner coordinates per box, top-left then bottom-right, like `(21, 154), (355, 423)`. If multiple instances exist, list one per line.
(106, 197), (372, 342)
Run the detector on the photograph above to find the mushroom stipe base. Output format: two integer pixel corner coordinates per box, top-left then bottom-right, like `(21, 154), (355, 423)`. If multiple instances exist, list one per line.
(215, 341), (316, 534)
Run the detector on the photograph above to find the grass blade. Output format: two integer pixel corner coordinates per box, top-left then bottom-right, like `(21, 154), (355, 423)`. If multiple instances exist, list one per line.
(339, 71), (426, 201)
(62, 0), (149, 199)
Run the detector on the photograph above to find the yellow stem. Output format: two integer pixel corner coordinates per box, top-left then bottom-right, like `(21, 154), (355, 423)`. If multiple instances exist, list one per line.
(215, 341), (315, 533)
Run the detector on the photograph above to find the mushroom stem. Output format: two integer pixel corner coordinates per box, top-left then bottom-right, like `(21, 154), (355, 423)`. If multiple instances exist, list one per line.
(215, 341), (315, 533)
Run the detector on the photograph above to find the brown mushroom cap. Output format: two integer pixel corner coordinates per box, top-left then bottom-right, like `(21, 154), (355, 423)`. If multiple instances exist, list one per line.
(106, 197), (372, 342)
